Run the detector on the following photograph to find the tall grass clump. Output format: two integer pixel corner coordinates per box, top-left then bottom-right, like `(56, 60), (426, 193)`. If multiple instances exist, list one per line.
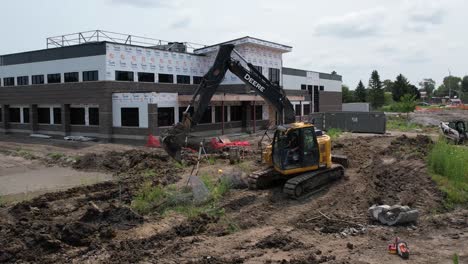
(428, 140), (468, 207)
(326, 128), (343, 140)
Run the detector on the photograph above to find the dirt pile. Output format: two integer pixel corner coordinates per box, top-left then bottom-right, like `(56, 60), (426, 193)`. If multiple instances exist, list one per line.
(73, 149), (175, 177)
(255, 232), (304, 250)
(382, 134), (433, 159)
(0, 149), (181, 263)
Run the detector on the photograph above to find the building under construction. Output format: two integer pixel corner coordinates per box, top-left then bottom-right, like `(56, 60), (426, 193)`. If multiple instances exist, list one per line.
(0, 30), (342, 141)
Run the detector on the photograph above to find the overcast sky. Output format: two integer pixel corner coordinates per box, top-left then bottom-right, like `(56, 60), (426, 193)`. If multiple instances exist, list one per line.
(1, 0), (466, 88)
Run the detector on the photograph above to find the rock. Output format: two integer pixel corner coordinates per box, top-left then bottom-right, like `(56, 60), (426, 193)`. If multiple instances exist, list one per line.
(346, 242), (354, 250)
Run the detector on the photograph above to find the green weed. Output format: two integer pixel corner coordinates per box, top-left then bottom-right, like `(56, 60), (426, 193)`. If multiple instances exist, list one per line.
(428, 140), (468, 207)
(326, 128), (343, 140)
(453, 253), (459, 264)
(47, 152), (64, 160)
(16, 149), (36, 160)
(141, 169), (157, 179)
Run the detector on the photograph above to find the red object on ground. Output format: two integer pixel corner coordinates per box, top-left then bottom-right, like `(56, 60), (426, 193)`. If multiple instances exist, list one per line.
(146, 134), (161, 148)
(388, 237), (409, 259)
(210, 138), (251, 149)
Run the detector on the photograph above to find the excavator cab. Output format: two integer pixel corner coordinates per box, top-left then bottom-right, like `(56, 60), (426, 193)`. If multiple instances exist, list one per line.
(272, 124), (320, 174)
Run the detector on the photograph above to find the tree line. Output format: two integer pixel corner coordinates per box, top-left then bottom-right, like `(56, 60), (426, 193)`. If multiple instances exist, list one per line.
(342, 71), (468, 108)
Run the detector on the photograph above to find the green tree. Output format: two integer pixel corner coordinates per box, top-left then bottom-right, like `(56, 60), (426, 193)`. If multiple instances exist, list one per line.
(355, 80), (367, 102)
(462, 76), (468, 93)
(384, 92), (393, 105)
(398, 94), (417, 120)
(391, 74), (419, 101)
(419, 78), (435, 96)
(341, 84), (355, 103)
(383, 79), (394, 92)
(368, 70), (385, 108)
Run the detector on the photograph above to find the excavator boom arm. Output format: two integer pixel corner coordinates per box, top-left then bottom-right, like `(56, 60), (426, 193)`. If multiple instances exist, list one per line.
(161, 44), (295, 160)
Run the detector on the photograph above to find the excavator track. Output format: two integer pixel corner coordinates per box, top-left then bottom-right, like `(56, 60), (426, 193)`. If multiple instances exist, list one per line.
(283, 164), (344, 199)
(248, 167), (281, 189)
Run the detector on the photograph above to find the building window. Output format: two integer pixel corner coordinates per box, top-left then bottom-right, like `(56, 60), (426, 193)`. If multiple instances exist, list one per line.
(121, 108), (139, 127)
(53, 108), (62, 124)
(47, 73), (61, 83)
(193, 76), (203, 84)
(64, 72), (79, 83)
(230, 106), (242, 121)
(23, 108), (30, 123)
(17, 76), (29, 86)
(70, 108), (85, 125)
(268, 68), (280, 85)
(138, 72), (155, 82)
(115, 71), (134, 81)
(215, 106), (228, 123)
(158, 74), (174, 83)
(295, 105), (301, 116)
(9, 108), (21, 123)
(3, 77), (14, 86)
(303, 104), (310, 115)
(32, 75), (44, 84)
(0, 108), (2, 122)
(199, 106), (212, 124)
(38, 108), (51, 124)
(301, 84), (306, 90)
(83, 71), (98, 82)
(157, 107), (175, 127)
(319, 86), (324, 91)
(252, 65), (263, 74)
(177, 75), (190, 84)
(89, 107), (99, 125)
(251, 105), (263, 120)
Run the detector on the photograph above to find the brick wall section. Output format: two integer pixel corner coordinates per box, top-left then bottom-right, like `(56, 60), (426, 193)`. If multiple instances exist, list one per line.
(30, 104), (38, 133)
(0, 81), (313, 138)
(148, 104), (158, 136)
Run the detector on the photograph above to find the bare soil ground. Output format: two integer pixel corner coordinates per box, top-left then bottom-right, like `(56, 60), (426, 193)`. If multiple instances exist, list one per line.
(409, 109), (468, 127)
(0, 133), (467, 263)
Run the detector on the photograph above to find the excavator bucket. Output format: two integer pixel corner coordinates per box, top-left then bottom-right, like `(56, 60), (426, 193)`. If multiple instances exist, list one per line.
(161, 122), (188, 162)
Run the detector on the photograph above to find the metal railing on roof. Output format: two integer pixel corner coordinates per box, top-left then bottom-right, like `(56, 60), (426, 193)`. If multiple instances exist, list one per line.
(46, 30), (206, 53)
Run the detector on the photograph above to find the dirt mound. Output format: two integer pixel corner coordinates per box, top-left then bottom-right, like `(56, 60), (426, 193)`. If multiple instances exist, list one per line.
(382, 134), (433, 159)
(73, 149), (174, 177)
(174, 213), (220, 236)
(286, 253), (337, 264)
(255, 232), (304, 250)
(223, 195), (257, 211)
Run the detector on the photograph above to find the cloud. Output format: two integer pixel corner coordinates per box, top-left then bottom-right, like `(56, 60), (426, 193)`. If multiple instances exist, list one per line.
(111, 0), (173, 8)
(169, 17), (191, 29)
(314, 8), (386, 38)
(404, 1), (446, 32)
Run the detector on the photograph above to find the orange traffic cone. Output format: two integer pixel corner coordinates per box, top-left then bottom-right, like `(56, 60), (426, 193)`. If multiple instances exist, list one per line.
(146, 134), (161, 148)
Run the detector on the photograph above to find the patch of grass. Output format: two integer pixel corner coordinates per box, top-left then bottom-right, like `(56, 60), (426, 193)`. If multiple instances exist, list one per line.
(16, 149), (36, 160)
(47, 152), (65, 160)
(236, 161), (253, 174)
(326, 128), (343, 140)
(141, 169), (157, 179)
(453, 253), (459, 264)
(386, 116), (424, 132)
(174, 162), (187, 169)
(428, 140), (468, 208)
(132, 174), (231, 217)
(207, 156), (217, 165)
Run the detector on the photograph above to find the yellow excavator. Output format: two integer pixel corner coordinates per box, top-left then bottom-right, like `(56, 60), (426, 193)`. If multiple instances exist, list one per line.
(162, 44), (347, 198)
